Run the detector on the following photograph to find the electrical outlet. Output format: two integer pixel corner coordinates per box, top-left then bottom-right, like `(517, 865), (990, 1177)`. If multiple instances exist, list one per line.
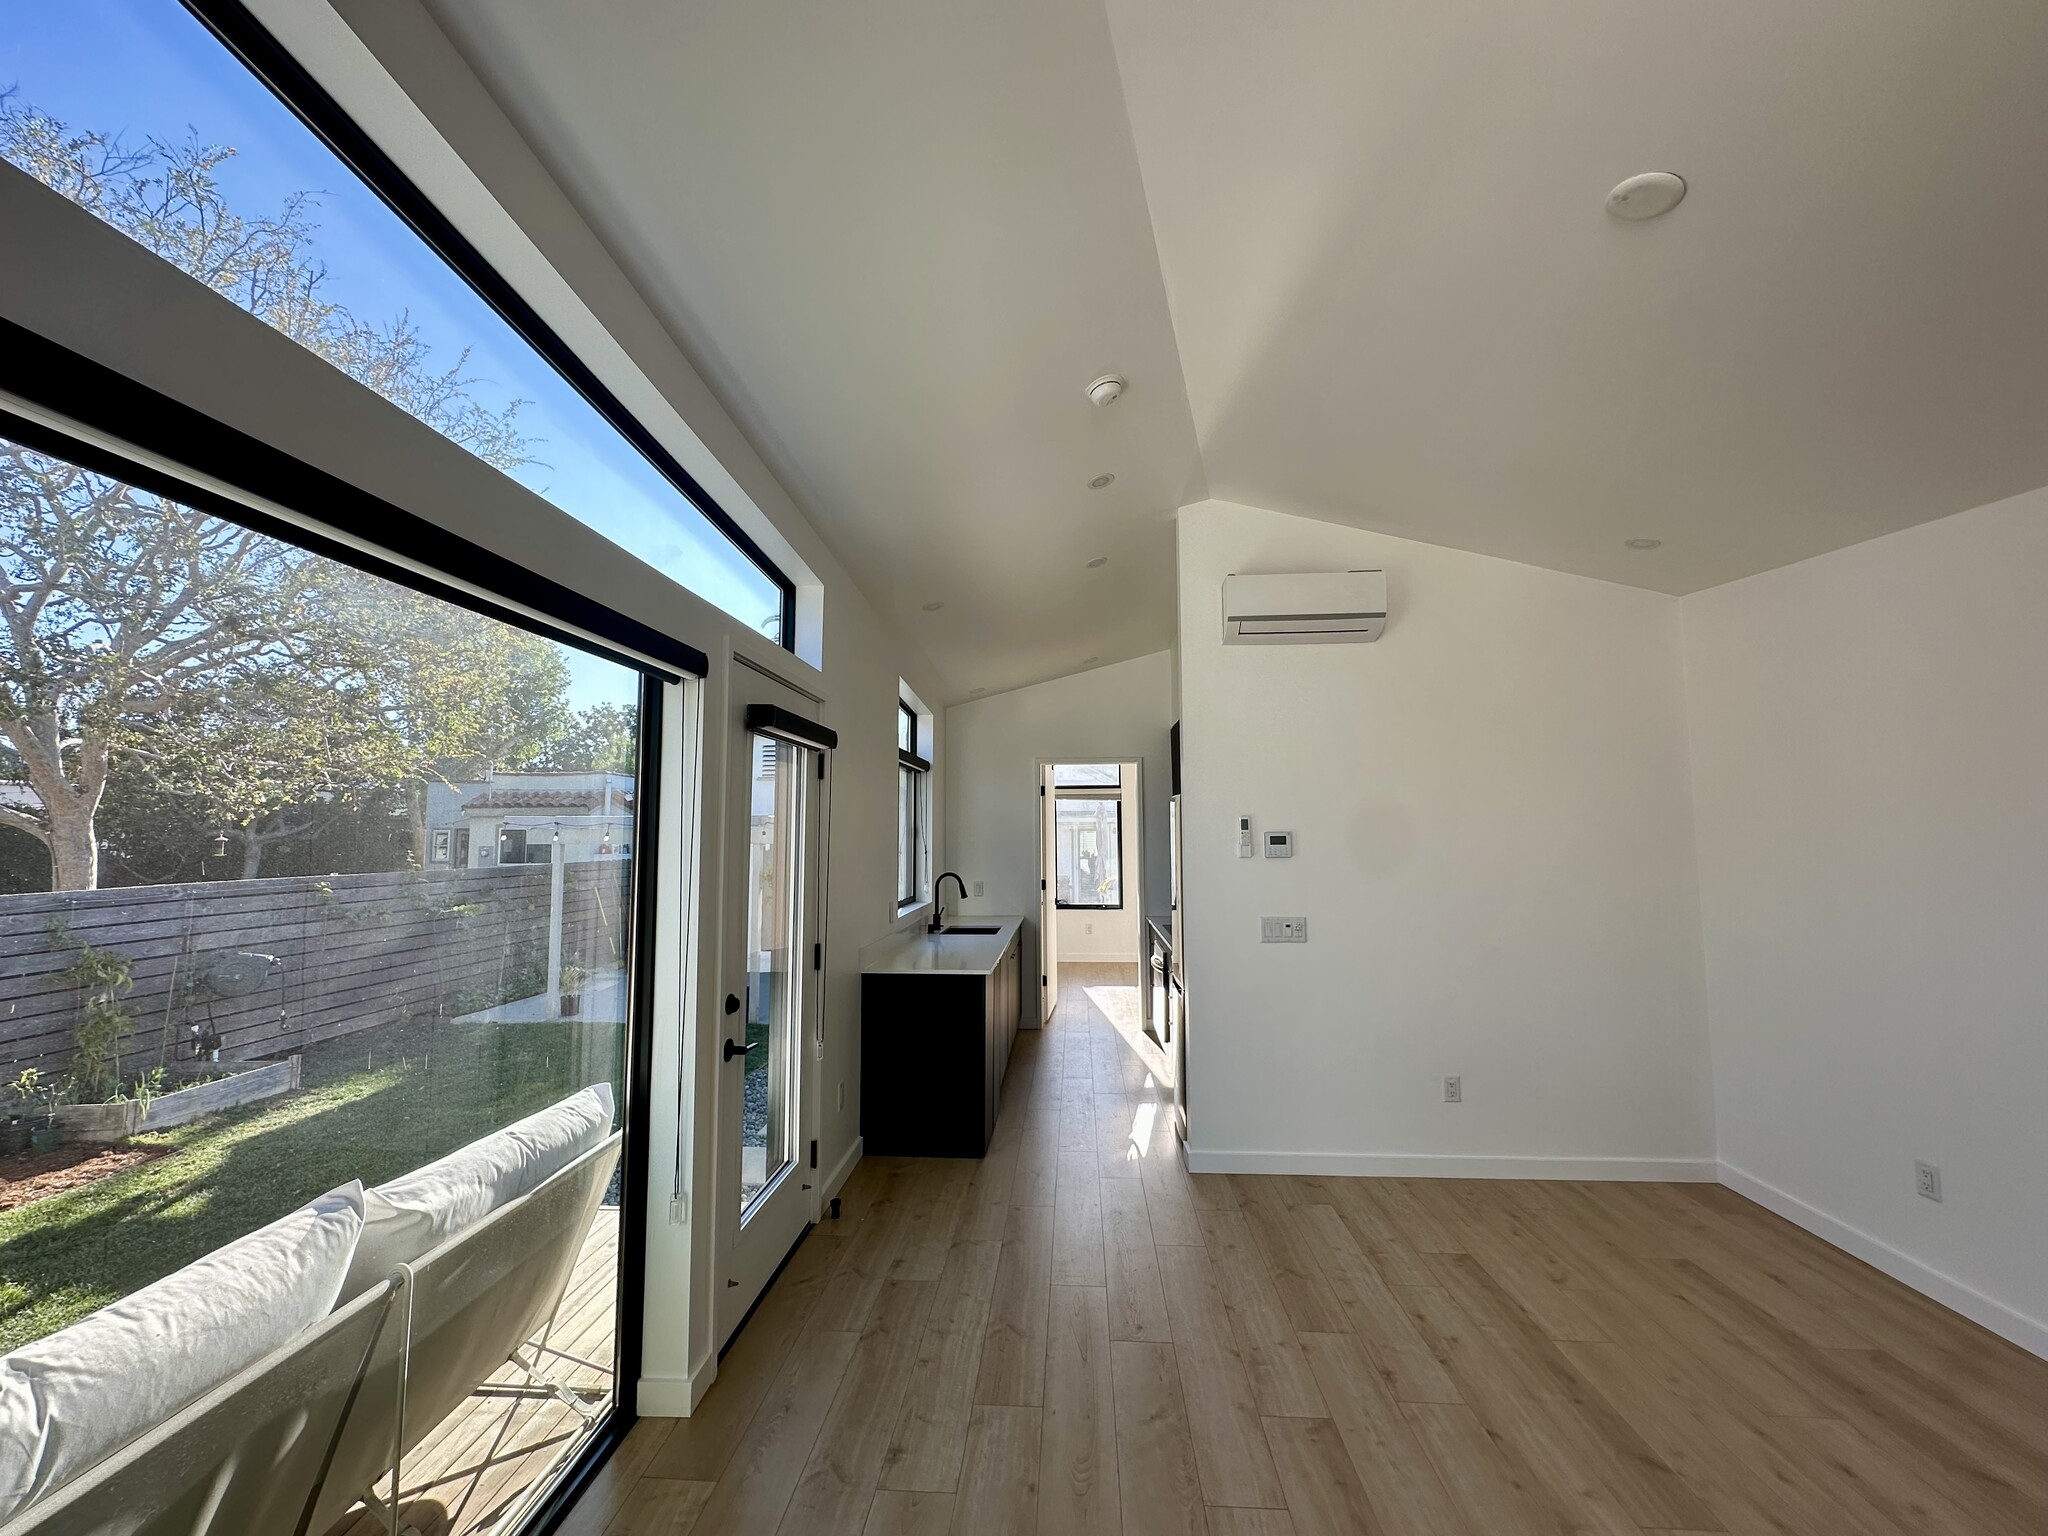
(1084, 921), (1094, 935)
(837, 1080), (846, 1112)
(1443, 1075), (1463, 1104)
(1915, 1160), (1942, 1202)
(1259, 916), (1308, 943)
(973, 880), (984, 897)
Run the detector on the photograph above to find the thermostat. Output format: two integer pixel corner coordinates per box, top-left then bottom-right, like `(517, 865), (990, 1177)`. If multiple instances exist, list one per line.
(1264, 830), (1294, 859)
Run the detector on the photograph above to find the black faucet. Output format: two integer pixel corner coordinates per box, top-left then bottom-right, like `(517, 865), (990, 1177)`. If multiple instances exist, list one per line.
(930, 871), (968, 933)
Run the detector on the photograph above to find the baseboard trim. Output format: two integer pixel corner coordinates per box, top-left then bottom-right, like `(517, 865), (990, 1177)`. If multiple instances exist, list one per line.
(1180, 1148), (1718, 1181)
(1717, 1160), (2048, 1362)
(821, 1134), (863, 1211)
(634, 1350), (715, 1417)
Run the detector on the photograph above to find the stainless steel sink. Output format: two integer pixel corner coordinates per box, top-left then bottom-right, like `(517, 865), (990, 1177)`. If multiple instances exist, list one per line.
(934, 925), (1001, 935)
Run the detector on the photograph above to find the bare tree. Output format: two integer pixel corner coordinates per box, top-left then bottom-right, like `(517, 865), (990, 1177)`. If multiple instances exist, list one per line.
(0, 453), (311, 887)
(0, 96), (541, 888)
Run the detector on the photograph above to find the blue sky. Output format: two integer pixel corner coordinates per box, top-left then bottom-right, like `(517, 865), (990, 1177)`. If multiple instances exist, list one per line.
(4, 0), (780, 705)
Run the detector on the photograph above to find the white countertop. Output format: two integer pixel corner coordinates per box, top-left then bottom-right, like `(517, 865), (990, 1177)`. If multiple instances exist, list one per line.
(861, 915), (1022, 976)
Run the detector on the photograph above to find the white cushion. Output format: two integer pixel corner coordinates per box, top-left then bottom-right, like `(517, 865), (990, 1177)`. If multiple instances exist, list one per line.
(0, 1180), (365, 1520)
(340, 1083), (614, 1301)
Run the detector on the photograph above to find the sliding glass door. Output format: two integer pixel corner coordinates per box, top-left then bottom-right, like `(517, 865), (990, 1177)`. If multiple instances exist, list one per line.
(0, 423), (656, 1533)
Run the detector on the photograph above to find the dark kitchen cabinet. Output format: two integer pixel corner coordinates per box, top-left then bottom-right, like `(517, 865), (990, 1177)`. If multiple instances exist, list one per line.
(861, 927), (1022, 1157)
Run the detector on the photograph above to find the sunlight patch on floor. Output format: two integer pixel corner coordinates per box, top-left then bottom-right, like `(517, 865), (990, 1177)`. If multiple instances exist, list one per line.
(1127, 1099), (1157, 1161)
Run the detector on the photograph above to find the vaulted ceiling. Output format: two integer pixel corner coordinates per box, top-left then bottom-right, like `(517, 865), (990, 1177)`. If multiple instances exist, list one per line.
(416, 0), (2048, 700)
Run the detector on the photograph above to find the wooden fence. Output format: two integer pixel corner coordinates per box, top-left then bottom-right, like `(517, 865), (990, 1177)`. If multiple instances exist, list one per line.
(0, 865), (553, 1081)
(561, 859), (634, 976)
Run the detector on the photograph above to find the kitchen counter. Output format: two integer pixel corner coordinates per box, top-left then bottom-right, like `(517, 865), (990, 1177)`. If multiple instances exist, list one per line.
(1146, 912), (1174, 953)
(862, 917), (1025, 1157)
(861, 915), (1023, 977)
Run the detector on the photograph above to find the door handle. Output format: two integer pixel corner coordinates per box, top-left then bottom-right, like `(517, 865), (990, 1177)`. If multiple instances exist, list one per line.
(723, 1037), (760, 1063)
(724, 993), (741, 1015)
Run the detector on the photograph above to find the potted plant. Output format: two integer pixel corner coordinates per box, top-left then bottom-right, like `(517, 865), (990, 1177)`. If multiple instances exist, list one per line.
(8, 1069), (59, 1155)
(3, 1070), (38, 1157)
(559, 958), (586, 1018)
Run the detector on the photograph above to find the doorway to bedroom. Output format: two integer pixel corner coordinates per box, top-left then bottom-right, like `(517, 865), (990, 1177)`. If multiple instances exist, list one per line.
(1037, 761), (1145, 1026)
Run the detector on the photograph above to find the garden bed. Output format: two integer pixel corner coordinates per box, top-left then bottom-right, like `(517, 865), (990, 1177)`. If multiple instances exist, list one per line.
(0, 1143), (169, 1213)
(52, 1056), (301, 1144)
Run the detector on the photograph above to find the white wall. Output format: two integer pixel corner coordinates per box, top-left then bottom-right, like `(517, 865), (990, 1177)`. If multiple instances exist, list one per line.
(946, 656), (1173, 1020)
(1176, 500), (1716, 1176)
(1054, 771), (1142, 961)
(1682, 487), (2048, 1354)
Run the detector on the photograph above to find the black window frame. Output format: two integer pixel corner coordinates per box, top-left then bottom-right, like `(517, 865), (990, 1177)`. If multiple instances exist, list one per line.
(1053, 792), (1125, 911)
(897, 701), (930, 911)
(0, 364), (671, 1534)
(179, 0), (799, 652)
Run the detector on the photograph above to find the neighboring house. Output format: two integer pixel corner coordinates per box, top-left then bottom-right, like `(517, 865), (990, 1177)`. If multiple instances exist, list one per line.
(423, 770), (635, 869)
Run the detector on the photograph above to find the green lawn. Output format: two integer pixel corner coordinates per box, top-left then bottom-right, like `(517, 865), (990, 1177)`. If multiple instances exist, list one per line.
(0, 1015), (620, 1353)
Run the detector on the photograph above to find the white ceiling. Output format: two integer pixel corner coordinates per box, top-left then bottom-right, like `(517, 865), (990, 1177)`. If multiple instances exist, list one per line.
(416, 0), (2048, 697)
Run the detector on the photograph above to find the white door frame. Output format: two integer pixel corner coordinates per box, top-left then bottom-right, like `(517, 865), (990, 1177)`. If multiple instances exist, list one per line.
(1038, 763), (1059, 1022)
(1036, 758), (1146, 1016)
(714, 670), (827, 1345)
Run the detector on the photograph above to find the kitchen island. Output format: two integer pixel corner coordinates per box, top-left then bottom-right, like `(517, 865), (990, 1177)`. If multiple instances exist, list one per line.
(860, 916), (1023, 1157)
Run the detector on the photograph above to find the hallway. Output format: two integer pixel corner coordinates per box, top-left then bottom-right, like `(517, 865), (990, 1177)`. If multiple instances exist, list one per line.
(563, 963), (2048, 1536)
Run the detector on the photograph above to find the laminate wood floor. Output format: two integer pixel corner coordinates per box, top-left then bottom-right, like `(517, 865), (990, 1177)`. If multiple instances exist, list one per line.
(565, 963), (2048, 1536)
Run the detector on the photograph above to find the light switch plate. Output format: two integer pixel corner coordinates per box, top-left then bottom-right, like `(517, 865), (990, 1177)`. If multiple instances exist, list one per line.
(1260, 916), (1308, 943)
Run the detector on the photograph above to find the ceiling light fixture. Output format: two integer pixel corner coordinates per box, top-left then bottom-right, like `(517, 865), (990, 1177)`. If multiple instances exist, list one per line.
(922, 601), (944, 611)
(1086, 374), (1127, 407)
(1086, 556), (1109, 569)
(1625, 538), (1663, 550)
(1089, 473), (1115, 489)
(1605, 172), (1687, 221)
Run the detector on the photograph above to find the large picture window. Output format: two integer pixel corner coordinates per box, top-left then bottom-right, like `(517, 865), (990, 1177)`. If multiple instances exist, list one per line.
(1, 0), (792, 644)
(0, 425), (646, 1530)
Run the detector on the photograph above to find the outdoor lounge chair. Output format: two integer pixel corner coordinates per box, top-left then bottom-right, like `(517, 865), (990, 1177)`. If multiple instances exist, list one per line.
(312, 1131), (622, 1535)
(0, 1274), (407, 1536)
(0, 1129), (622, 1536)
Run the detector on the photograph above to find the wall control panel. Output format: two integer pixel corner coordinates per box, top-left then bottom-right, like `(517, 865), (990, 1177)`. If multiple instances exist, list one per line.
(1264, 830), (1293, 858)
(1260, 916), (1307, 943)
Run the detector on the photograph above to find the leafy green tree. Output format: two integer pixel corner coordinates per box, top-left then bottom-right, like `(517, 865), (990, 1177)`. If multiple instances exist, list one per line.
(0, 95), (541, 889)
(121, 663), (410, 878)
(341, 575), (572, 867)
(540, 702), (640, 774)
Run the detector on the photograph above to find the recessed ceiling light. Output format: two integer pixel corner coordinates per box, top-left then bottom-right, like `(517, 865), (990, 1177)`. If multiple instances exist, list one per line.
(922, 601), (944, 611)
(1086, 556), (1109, 569)
(1605, 172), (1687, 221)
(1089, 473), (1115, 490)
(1625, 538), (1663, 550)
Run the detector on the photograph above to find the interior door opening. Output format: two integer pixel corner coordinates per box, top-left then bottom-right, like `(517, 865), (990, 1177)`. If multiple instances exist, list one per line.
(1038, 760), (1144, 1028)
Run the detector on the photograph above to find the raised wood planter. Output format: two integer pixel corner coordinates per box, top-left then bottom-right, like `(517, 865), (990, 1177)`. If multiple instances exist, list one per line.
(54, 1056), (301, 1143)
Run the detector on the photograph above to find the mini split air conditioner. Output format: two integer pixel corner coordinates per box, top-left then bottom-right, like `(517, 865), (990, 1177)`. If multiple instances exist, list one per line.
(1221, 570), (1386, 644)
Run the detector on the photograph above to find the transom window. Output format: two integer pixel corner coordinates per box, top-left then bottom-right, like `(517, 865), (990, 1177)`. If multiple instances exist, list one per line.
(0, 0), (792, 644)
